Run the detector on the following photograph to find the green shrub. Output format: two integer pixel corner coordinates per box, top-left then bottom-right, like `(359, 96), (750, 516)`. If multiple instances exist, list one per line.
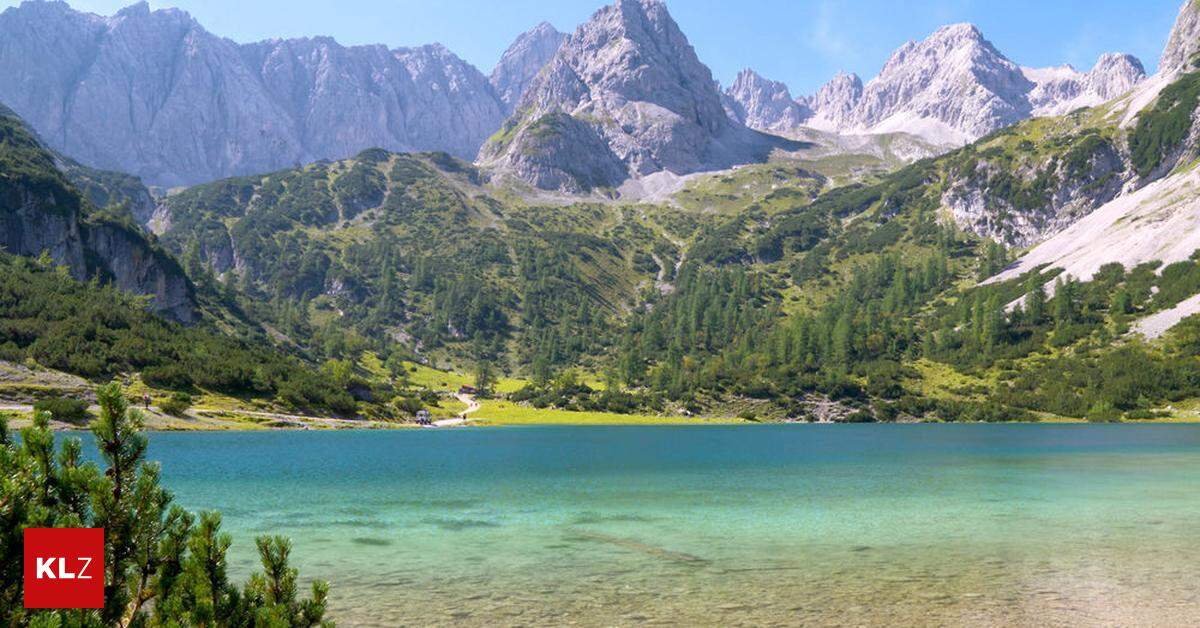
(1128, 71), (1200, 177)
(32, 396), (90, 424)
(842, 410), (876, 423)
(1087, 400), (1121, 423)
(2, 384), (333, 626)
(158, 391), (192, 417)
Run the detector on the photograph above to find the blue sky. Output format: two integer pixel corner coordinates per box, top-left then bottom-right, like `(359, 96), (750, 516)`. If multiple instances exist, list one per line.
(3, 0), (1183, 95)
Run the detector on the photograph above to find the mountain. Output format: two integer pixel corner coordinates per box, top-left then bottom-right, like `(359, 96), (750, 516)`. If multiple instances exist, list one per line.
(490, 22), (567, 113)
(846, 23), (1037, 144)
(990, 0), (1200, 282)
(149, 147), (686, 374)
(0, 105), (431, 416)
(722, 69), (812, 135)
(806, 72), (864, 130)
(51, 153), (157, 226)
(0, 1), (505, 186)
(849, 25), (1145, 143)
(1023, 54), (1147, 117)
(1160, 0), (1200, 75)
(0, 104), (195, 322)
(723, 24), (1145, 147)
(477, 0), (781, 192)
(9, 0), (1200, 426)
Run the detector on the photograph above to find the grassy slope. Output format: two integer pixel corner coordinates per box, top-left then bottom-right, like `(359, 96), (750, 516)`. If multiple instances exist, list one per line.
(470, 399), (746, 426)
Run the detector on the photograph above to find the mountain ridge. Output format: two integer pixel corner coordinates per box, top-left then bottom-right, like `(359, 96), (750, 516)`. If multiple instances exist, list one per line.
(724, 23), (1146, 147)
(0, 0), (506, 186)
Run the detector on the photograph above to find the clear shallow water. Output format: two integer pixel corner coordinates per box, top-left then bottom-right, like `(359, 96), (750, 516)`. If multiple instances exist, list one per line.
(103, 425), (1200, 625)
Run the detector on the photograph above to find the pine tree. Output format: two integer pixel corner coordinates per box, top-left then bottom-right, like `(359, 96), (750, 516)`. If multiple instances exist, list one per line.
(1053, 277), (1077, 325)
(0, 385), (334, 627)
(832, 313), (853, 368)
(1025, 276), (1047, 325)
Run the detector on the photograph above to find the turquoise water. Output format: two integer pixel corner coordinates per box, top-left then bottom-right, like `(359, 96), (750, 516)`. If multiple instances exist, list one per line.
(127, 425), (1200, 626)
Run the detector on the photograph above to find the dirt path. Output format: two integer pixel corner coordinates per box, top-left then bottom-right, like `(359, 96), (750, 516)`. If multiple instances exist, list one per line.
(190, 408), (377, 429)
(432, 393), (480, 427)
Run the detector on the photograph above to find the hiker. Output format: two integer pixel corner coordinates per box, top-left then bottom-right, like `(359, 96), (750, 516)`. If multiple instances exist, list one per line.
(143, 392), (151, 409)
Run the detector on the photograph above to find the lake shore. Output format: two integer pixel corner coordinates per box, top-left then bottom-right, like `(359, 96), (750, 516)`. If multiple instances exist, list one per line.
(8, 402), (1199, 432)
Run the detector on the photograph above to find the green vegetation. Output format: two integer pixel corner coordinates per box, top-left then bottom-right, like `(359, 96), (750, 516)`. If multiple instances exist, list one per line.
(510, 370), (663, 414)
(0, 252), (355, 414)
(0, 104), (83, 217)
(32, 395), (90, 424)
(0, 384), (332, 626)
(159, 391), (193, 416)
(1129, 71), (1200, 177)
(8, 68), (1200, 426)
(156, 152), (675, 379)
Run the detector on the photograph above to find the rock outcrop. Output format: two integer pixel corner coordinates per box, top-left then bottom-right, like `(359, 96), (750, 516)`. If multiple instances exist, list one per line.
(56, 156), (158, 225)
(940, 2), (1200, 251)
(0, 104), (195, 321)
(1160, 0), (1200, 75)
(0, 1), (505, 186)
(478, 0), (779, 191)
(490, 22), (567, 112)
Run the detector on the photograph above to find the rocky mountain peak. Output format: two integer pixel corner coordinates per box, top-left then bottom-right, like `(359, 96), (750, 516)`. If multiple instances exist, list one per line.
(849, 22), (1032, 143)
(1160, 0), (1200, 74)
(479, 0), (776, 191)
(1023, 53), (1146, 117)
(490, 21), (566, 112)
(807, 71), (863, 129)
(723, 68), (812, 135)
(543, 0), (730, 133)
(750, 21), (1145, 145)
(115, 1), (150, 17)
(109, 0), (197, 30)
(928, 22), (985, 43)
(1085, 53), (1147, 99)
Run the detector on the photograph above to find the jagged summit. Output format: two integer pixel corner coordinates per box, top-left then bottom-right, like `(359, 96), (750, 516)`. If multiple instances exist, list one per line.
(723, 69), (812, 135)
(846, 22), (1033, 143)
(478, 0), (780, 192)
(806, 71), (864, 130)
(1024, 53), (1147, 116)
(0, 0), (506, 186)
(722, 22), (1145, 146)
(490, 21), (566, 112)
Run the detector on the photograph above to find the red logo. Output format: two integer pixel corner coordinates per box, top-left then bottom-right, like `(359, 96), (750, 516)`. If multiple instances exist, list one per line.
(23, 528), (104, 609)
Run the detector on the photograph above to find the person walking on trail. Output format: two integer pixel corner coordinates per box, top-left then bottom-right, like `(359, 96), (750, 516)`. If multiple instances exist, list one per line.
(143, 392), (151, 409)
